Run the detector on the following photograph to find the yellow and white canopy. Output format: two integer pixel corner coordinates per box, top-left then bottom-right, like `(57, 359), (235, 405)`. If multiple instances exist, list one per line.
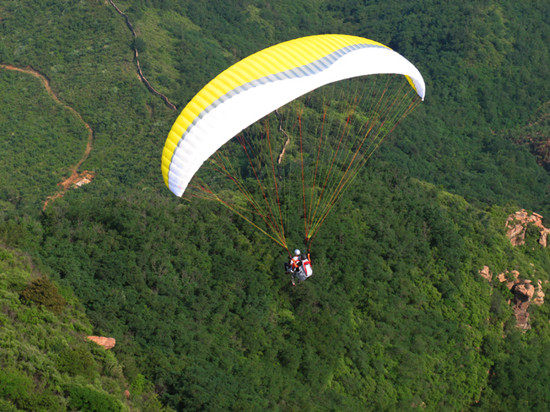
(162, 34), (425, 196)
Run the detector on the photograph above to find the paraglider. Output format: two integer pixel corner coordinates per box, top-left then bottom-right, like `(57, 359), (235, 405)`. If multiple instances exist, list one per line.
(161, 34), (425, 272)
(284, 249), (313, 286)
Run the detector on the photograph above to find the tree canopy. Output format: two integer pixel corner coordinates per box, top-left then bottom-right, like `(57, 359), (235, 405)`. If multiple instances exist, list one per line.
(1, 0), (549, 410)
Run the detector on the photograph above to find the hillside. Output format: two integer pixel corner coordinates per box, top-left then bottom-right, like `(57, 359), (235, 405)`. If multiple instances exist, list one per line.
(507, 101), (550, 172)
(0, 246), (170, 411)
(1, 0), (550, 410)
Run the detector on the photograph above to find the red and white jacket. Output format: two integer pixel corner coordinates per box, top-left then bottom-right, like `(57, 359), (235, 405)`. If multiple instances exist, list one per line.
(290, 254), (313, 277)
(290, 255), (301, 270)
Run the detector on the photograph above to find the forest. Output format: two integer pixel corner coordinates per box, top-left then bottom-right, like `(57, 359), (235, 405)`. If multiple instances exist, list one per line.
(1, 0), (549, 410)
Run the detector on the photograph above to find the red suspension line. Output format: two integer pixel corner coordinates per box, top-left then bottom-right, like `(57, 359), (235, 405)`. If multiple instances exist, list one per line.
(298, 114), (308, 240)
(308, 106), (327, 233)
(207, 154), (286, 244)
(307, 83), (371, 231)
(236, 134), (285, 237)
(309, 94), (420, 238)
(266, 118), (287, 244)
(308, 107), (354, 231)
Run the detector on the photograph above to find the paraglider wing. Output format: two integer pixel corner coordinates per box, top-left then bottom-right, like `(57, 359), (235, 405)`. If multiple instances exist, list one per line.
(162, 34), (425, 197)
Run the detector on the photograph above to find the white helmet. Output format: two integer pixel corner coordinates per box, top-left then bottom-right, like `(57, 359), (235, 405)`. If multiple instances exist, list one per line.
(294, 249), (301, 256)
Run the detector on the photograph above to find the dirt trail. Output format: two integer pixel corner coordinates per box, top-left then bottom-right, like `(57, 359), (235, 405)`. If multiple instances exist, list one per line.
(0, 64), (95, 210)
(108, 0), (178, 111)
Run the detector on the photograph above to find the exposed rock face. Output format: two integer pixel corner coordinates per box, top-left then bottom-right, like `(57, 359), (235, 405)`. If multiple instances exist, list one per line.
(479, 212), (549, 329)
(512, 280), (535, 330)
(535, 280), (546, 305)
(479, 265), (492, 281)
(514, 281), (534, 300)
(479, 267), (544, 330)
(505, 209), (550, 247)
(87, 336), (116, 350)
(497, 270), (519, 291)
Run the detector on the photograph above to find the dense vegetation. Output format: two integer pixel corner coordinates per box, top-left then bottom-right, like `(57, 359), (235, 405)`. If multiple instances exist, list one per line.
(507, 102), (550, 172)
(1, 0), (549, 410)
(0, 246), (170, 411)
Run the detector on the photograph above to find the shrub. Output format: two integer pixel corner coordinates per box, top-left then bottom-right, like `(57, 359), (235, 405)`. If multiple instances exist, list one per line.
(67, 384), (123, 412)
(56, 344), (97, 378)
(20, 276), (66, 314)
(0, 399), (18, 412)
(0, 368), (33, 409)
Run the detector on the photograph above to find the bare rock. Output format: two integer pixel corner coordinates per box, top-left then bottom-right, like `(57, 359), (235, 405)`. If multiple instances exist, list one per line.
(515, 281), (535, 300)
(479, 265), (492, 281)
(535, 280), (545, 305)
(87, 336), (116, 350)
(492, 268), (544, 330)
(506, 210), (529, 246)
(497, 270), (519, 290)
(515, 310), (531, 330)
(512, 281), (533, 330)
(505, 209), (550, 247)
(540, 228), (550, 247)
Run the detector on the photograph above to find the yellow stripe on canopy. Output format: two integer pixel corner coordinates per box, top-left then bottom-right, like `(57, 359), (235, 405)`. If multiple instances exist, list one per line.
(162, 34), (425, 194)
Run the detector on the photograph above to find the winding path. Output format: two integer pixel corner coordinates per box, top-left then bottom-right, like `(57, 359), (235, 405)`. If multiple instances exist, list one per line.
(0, 64), (95, 210)
(108, 0), (178, 111)
(2, 2), (178, 210)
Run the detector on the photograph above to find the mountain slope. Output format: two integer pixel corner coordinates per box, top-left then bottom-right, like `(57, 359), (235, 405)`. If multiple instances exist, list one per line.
(1, 0), (549, 410)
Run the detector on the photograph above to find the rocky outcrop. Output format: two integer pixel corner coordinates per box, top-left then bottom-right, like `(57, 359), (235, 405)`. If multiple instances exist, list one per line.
(497, 270), (520, 291)
(479, 267), (545, 330)
(512, 279), (535, 330)
(479, 211), (549, 329)
(479, 265), (492, 282)
(505, 209), (550, 247)
(535, 280), (546, 305)
(87, 336), (116, 350)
